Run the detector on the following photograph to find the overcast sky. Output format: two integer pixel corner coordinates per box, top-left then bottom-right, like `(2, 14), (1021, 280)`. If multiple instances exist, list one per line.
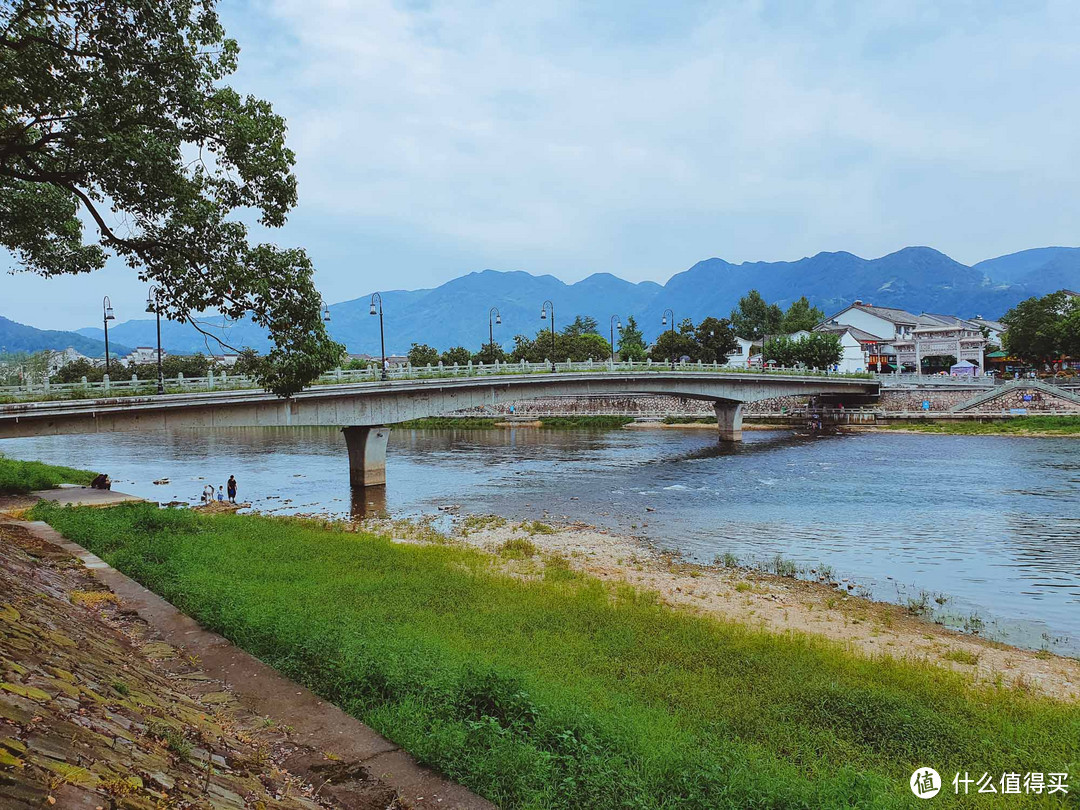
(4, 0), (1080, 330)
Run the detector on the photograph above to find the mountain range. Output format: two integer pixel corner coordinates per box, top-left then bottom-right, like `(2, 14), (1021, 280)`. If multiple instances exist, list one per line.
(0, 315), (128, 358)
(9, 244), (1079, 358)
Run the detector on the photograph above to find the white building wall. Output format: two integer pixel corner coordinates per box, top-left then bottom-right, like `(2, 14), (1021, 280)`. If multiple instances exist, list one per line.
(728, 337), (755, 368)
(829, 308), (898, 340)
(836, 332), (866, 373)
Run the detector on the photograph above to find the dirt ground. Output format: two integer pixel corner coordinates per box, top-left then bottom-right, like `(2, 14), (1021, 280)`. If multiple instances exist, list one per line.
(437, 519), (1080, 702)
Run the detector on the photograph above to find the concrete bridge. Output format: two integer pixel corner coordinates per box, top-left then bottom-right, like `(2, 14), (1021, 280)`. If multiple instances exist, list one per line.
(0, 370), (878, 486)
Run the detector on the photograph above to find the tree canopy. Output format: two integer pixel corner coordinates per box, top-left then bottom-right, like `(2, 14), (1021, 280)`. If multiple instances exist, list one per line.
(616, 315), (646, 361)
(780, 297), (825, 333)
(407, 343), (439, 367)
(731, 291), (826, 339)
(730, 290), (783, 340)
(0, 0), (341, 396)
(1002, 291), (1079, 365)
(763, 333), (843, 369)
(509, 317), (612, 363)
(650, 317), (738, 364)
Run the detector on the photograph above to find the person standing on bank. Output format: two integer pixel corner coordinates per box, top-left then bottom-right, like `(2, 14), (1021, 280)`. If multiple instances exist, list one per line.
(227, 475), (237, 504)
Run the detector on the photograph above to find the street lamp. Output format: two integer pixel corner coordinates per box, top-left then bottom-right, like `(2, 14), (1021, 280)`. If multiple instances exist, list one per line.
(488, 307), (502, 361)
(539, 300), (556, 372)
(610, 315), (622, 364)
(102, 296), (115, 376)
(145, 286), (164, 394)
(369, 292), (387, 381)
(661, 309), (675, 370)
(321, 302), (331, 322)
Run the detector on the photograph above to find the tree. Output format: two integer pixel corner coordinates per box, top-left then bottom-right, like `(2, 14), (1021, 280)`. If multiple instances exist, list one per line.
(407, 343), (439, 367)
(562, 315), (599, 337)
(509, 328), (609, 362)
(781, 297), (825, 333)
(473, 342), (508, 364)
(440, 346), (472, 366)
(693, 317), (738, 364)
(0, 0), (341, 396)
(1003, 291), (1077, 365)
(730, 290), (783, 341)
(232, 348), (262, 377)
(617, 315), (646, 361)
(763, 335), (800, 367)
(650, 318), (697, 363)
(53, 358), (104, 383)
(796, 333), (843, 369)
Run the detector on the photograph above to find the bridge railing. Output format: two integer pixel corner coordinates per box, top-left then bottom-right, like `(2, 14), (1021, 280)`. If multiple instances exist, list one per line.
(0, 359), (875, 404)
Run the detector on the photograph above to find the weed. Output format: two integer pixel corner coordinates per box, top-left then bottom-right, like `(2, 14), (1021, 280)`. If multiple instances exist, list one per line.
(714, 552), (739, 568)
(943, 649), (980, 666)
(768, 554), (798, 578)
(70, 589), (120, 609)
(522, 520), (556, 536)
(147, 720), (192, 760)
(498, 538), (538, 559)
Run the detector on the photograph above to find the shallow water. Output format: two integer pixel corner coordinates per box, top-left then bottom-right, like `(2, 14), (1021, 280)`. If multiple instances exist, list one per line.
(6, 426), (1079, 654)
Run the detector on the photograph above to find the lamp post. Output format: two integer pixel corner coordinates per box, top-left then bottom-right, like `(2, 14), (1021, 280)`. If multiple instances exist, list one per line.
(609, 315), (622, 364)
(102, 296), (115, 376)
(321, 301), (331, 323)
(145, 286), (164, 394)
(488, 307), (502, 361)
(661, 309), (675, 370)
(539, 301), (556, 372)
(369, 292), (386, 380)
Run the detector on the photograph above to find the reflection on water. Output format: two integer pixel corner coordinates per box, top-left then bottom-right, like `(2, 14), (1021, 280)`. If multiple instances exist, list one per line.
(5, 426), (1079, 653)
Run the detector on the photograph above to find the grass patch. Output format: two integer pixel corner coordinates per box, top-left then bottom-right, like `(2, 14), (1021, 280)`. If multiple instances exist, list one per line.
(0, 454), (96, 495)
(398, 416), (503, 429)
(521, 520), (556, 536)
(662, 416), (714, 425)
(31, 502), (1080, 809)
(942, 649), (980, 667)
(397, 416), (635, 430)
(878, 416), (1080, 436)
(497, 538), (538, 559)
(537, 416), (634, 429)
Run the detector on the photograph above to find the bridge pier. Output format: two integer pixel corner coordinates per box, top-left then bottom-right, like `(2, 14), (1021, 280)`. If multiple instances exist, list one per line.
(714, 401), (743, 442)
(342, 426), (391, 487)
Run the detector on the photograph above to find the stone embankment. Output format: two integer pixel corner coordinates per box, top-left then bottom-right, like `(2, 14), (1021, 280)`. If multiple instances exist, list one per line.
(0, 515), (492, 810)
(456, 386), (1080, 420)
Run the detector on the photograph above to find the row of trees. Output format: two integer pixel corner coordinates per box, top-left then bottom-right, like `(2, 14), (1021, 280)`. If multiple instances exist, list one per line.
(397, 291), (842, 370)
(762, 333), (845, 369)
(1002, 291), (1080, 365)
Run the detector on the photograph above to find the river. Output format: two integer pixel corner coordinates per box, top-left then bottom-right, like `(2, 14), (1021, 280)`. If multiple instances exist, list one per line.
(5, 425), (1079, 655)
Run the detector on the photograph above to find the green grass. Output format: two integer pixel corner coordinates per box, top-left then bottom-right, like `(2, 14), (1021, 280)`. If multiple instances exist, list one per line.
(399, 415), (635, 429)
(398, 416), (503, 429)
(878, 416), (1080, 435)
(0, 454), (97, 495)
(30, 503), (1080, 809)
(536, 416), (634, 428)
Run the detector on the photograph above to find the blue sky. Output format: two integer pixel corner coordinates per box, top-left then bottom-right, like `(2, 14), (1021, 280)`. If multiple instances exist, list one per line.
(4, 0), (1080, 330)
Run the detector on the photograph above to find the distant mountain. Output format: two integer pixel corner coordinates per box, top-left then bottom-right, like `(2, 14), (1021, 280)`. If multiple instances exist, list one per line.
(32, 244), (1080, 357)
(972, 247), (1080, 286)
(0, 315), (128, 357)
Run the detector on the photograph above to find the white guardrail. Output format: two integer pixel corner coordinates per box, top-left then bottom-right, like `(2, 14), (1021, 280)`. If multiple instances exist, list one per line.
(0, 359), (877, 402)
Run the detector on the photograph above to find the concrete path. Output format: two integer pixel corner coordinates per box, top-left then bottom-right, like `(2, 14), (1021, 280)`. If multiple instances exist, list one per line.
(8, 517), (497, 810)
(31, 484), (146, 507)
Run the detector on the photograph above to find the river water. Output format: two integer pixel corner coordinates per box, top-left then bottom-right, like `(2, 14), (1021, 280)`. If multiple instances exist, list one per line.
(5, 426), (1079, 654)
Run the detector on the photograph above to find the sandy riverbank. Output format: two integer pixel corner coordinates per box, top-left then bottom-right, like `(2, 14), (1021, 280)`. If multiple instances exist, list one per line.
(844, 424), (1080, 438)
(371, 516), (1080, 701)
